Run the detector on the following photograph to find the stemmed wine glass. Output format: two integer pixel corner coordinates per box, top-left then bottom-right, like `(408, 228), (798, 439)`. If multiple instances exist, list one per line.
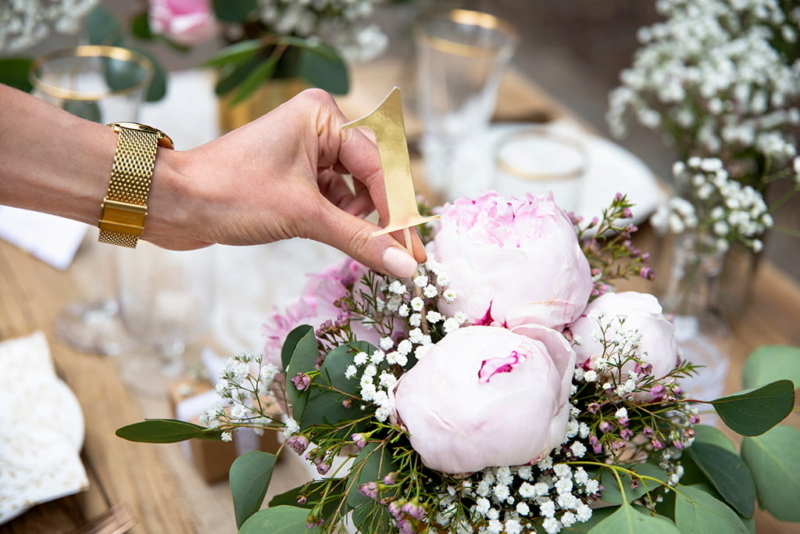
(115, 242), (215, 397)
(414, 9), (518, 200)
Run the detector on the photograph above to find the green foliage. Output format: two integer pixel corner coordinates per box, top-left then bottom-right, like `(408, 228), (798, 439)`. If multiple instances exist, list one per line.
(346, 442), (397, 533)
(285, 325), (319, 422)
(600, 463), (667, 505)
(238, 506), (321, 533)
(588, 503), (680, 533)
(130, 47), (167, 102)
(692, 424), (737, 453)
(230, 451), (277, 528)
(561, 506), (616, 532)
(711, 380), (794, 436)
(0, 58), (33, 92)
(202, 40), (262, 69)
(213, 0), (257, 23)
(230, 54), (279, 105)
(115, 419), (222, 443)
(299, 44), (349, 95)
(86, 6), (123, 47)
(674, 485), (749, 534)
(742, 345), (800, 390)
(741, 425), (800, 521)
(215, 56), (261, 97)
(686, 442), (755, 517)
(131, 12), (153, 40)
(282, 324), (315, 373)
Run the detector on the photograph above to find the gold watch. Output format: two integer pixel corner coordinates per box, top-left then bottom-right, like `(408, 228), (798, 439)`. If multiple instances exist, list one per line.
(98, 122), (174, 248)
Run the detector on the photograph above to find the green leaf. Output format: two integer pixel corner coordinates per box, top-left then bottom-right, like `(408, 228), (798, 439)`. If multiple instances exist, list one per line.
(299, 45), (349, 95)
(346, 442), (397, 532)
(230, 55), (278, 106)
(238, 505), (322, 534)
(741, 425), (800, 521)
(686, 442), (756, 517)
(213, 0), (257, 23)
(743, 345), (800, 390)
(230, 451), (277, 528)
(115, 419), (222, 443)
(129, 47), (167, 102)
(215, 56), (260, 97)
(674, 485), (748, 534)
(62, 100), (103, 123)
(201, 40), (262, 69)
(588, 504), (680, 534)
(282, 325), (315, 373)
(269, 479), (349, 520)
(285, 325), (319, 422)
(0, 58), (33, 92)
(85, 6), (123, 47)
(711, 380), (794, 436)
(130, 12), (153, 40)
(692, 424), (737, 454)
(561, 506), (616, 532)
(299, 342), (373, 437)
(601, 463), (668, 505)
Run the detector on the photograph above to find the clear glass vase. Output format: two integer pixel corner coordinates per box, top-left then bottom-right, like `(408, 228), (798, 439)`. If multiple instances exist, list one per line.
(661, 233), (731, 420)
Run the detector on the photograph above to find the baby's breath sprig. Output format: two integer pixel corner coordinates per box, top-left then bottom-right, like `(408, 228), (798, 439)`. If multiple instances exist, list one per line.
(577, 194), (654, 298)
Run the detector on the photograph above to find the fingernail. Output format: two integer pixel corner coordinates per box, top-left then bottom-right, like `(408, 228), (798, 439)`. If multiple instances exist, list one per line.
(382, 247), (417, 278)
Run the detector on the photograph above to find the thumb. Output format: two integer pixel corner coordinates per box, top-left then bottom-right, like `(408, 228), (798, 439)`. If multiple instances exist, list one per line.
(307, 202), (419, 279)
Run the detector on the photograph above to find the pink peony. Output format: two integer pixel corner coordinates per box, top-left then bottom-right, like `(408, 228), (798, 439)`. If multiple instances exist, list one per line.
(262, 258), (397, 371)
(392, 325), (575, 474)
(429, 191), (592, 332)
(570, 291), (679, 399)
(149, 0), (218, 46)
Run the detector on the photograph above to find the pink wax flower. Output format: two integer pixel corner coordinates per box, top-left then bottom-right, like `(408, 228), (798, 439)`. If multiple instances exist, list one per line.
(149, 0), (218, 46)
(262, 257), (399, 371)
(392, 325), (575, 474)
(429, 191), (592, 331)
(570, 291), (679, 400)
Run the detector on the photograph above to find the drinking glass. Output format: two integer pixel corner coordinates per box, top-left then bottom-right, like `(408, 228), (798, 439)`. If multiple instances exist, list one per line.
(31, 46), (154, 355)
(494, 129), (587, 213)
(116, 242), (215, 396)
(415, 9), (518, 200)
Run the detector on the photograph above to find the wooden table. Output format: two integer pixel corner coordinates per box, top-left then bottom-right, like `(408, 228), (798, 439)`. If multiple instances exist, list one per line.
(1, 60), (799, 534)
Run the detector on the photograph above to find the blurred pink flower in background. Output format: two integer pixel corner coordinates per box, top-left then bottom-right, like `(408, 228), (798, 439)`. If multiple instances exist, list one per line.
(392, 324), (575, 474)
(149, 0), (218, 46)
(429, 191), (592, 332)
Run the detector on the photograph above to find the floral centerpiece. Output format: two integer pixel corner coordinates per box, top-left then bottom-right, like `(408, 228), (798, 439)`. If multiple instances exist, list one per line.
(119, 191), (799, 534)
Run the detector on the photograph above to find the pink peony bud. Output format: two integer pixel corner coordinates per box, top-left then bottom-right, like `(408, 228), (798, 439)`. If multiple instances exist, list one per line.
(148, 0), (218, 46)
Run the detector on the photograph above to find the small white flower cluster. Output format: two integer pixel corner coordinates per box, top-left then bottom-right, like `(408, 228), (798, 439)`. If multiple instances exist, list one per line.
(439, 462), (597, 534)
(256, 0), (387, 62)
(346, 258), (466, 422)
(199, 353), (280, 436)
(651, 157), (773, 252)
(0, 0), (98, 52)
(581, 311), (646, 396)
(608, 0), (800, 174)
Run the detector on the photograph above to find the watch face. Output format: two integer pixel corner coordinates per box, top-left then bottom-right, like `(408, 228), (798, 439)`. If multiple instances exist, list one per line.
(108, 122), (174, 149)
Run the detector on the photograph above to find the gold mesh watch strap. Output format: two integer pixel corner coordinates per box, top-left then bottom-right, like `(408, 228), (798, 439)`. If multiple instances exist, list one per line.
(98, 123), (172, 248)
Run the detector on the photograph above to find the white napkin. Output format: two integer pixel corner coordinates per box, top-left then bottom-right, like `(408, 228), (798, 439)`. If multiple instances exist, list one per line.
(0, 332), (88, 525)
(0, 207), (88, 271)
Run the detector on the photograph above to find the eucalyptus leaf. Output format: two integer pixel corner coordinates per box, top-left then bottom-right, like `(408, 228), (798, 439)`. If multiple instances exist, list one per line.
(231, 451), (277, 528)
(741, 425), (800, 521)
(742, 345), (800, 390)
(230, 56), (278, 106)
(238, 505), (322, 534)
(85, 6), (123, 47)
(282, 324), (315, 373)
(285, 325), (319, 422)
(269, 479), (349, 520)
(588, 504), (680, 534)
(299, 46), (349, 95)
(0, 58), (33, 92)
(346, 442), (397, 532)
(115, 419), (222, 443)
(129, 47), (167, 102)
(711, 380), (794, 436)
(692, 424), (737, 454)
(62, 100), (102, 123)
(213, 0), (257, 23)
(131, 12), (153, 40)
(600, 463), (667, 505)
(686, 442), (755, 517)
(216, 56), (260, 97)
(674, 485), (748, 534)
(201, 40), (262, 68)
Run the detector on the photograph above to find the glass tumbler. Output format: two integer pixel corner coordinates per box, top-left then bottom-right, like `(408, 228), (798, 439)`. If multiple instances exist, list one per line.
(31, 45), (154, 355)
(415, 9), (518, 200)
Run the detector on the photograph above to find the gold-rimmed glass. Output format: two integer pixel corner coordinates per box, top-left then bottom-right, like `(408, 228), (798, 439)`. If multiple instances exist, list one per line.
(415, 9), (518, 200)
(34, 46), (154, 356)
